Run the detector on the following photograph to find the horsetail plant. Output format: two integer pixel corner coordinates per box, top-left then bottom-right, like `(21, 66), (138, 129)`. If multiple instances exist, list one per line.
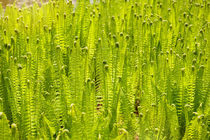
(0, 0), (209, 139)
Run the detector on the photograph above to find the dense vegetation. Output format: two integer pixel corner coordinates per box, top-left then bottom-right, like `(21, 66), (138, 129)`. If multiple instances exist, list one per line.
(0, 0), (209, 139)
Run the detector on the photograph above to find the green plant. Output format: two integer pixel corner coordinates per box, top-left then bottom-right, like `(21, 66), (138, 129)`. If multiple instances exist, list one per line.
(0, 0), (209, 139)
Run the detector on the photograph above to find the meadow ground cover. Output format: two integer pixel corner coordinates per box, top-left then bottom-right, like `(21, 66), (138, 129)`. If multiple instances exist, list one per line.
(0, 0), (209, 139)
